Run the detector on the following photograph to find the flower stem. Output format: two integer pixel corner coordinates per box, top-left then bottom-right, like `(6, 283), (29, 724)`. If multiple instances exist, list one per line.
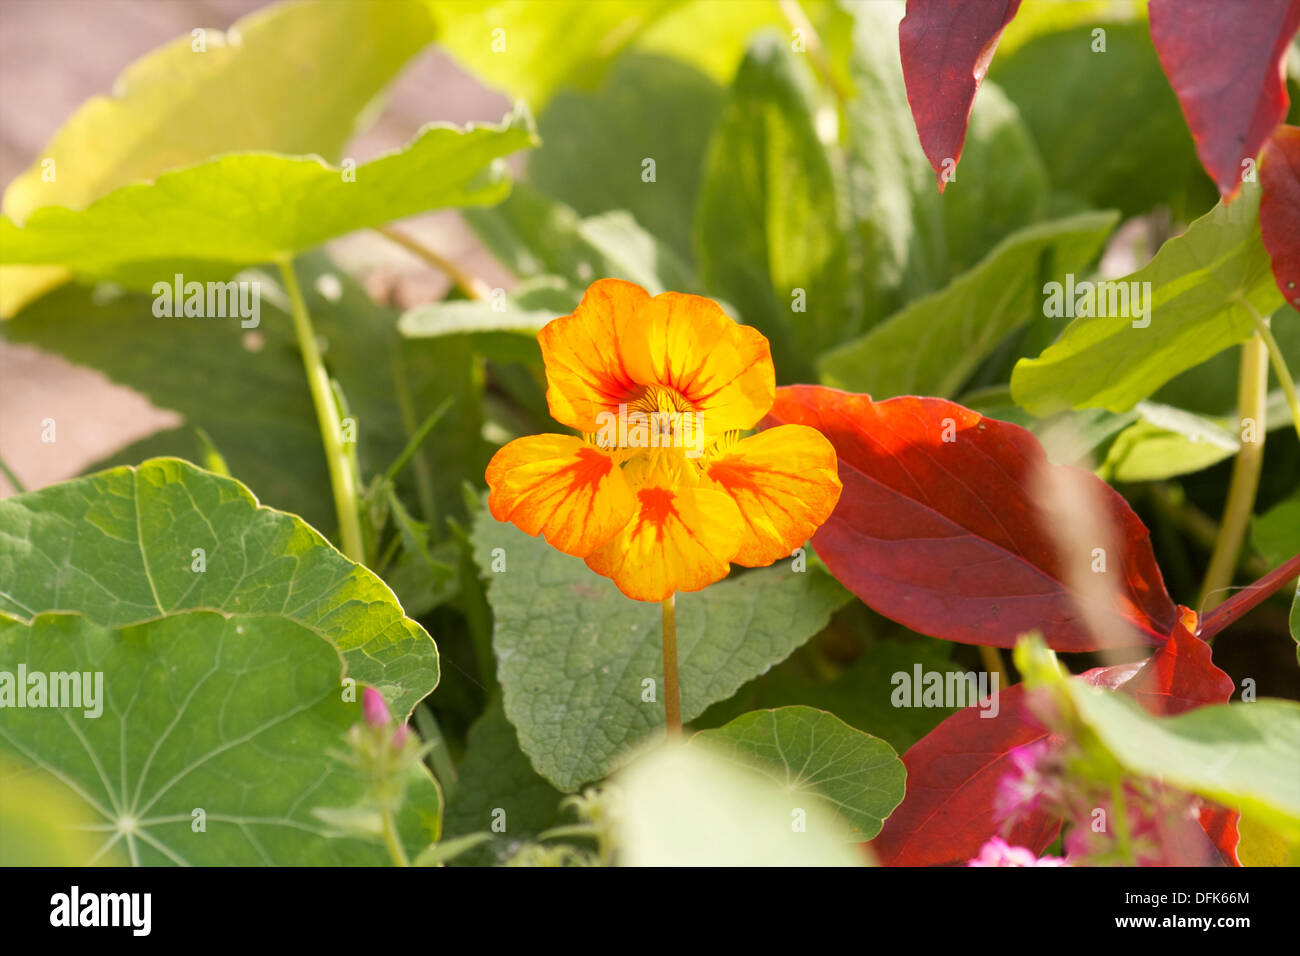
(277, 257), (365, 563)
(978, 645), (1009, 690)
(0, 450), (26, 494)
(373, 225), (492, 302)
(380, 808), (410, 867)
(1243, 300), (1300, 446)
(661, 595), (681, 738)
(1199, 334), (1269, 615)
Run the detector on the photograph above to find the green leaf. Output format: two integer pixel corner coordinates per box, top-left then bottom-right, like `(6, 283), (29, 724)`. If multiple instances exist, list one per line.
(695, 31), (850, 381)
(614, 740), (862, 865)
(463, 183), (692, 294)
(0, 0), (437, 316)
(471, 512), (851, 791)
(0, 755), (125, 865)
(398, 277), (571, 363)
(0, 458), (438, 718)
(1098, 393), (1292, 482)
(0, 107), (537, 285)
(1011, 186), (1284, 414)
(432, 0), (677, 109)
(989, 21), (1204, 218)
(696, 638), (966, 754)
(530, 53), (725, 265)
(0, 610), (441, 865)
(694, 706), (905, 841)
(441, 700), (565, 866)
(819, 212), (1117, 398)
(1065, 683), (1300, 842)
(1252, 492), (1300, 569)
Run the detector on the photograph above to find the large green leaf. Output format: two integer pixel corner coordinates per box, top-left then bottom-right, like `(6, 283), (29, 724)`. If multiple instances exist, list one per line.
(471, 513), (850, 791)
(0, 610), (441, 865)
(695, 31), (850, 381)
(819, 212), (1117, 398)
(1066, 683), (1300, 842)
(1011, 186), (1284, 414)
(695, 706), (905, 841)
(615, 740), (861, 865)
(0, 0), (437, 316)
(0, 458), (438, 717)
(0, 107), (537, 285)
(0, 755), (124, 865)
(2, 0), (435, 222)
(432, 0), (679, 107)
(440, 700), (565, 866)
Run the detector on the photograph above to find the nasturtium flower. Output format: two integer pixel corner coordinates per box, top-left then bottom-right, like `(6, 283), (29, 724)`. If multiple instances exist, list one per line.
(486, 278), (842, 602)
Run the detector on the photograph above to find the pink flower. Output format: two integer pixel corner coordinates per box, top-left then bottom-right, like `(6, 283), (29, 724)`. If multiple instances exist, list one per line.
(362, 687), (392, 728)
(967, 837), (1069, 867)
(994, 739), (1061, 824)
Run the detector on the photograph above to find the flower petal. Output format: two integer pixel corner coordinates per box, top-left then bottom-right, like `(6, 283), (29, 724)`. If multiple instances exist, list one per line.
(539, 278), (775, 434)
(538, 279), (647, 432)
(623, 290), (775, 434)
(585, 483), (744, 601)
(486, 434), (634, 558)
(705, 425), (842, 567)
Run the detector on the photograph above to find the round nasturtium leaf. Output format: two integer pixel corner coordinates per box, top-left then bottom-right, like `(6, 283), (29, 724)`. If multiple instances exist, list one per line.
(0, 610), (440, 866)
(695, 705), (906, 842)
(0, 457), (437, 717)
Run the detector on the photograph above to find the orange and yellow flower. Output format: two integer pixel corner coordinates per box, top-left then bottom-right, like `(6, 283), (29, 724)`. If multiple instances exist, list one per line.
(485, 279), (842, 602)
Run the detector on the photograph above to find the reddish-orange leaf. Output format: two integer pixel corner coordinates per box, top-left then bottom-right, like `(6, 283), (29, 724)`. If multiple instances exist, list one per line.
(1260, 124), (1300, 310)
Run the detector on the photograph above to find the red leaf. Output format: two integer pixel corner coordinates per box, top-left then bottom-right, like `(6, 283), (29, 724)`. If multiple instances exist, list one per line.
(766, 386), (1176, 651)
(1149, 0), (1300, 198)
(870, 683), (1059, 866)
(1260, 127), (1300, 310)
(1119, 616), (1240, 866)
(1121, 611), (1235, 716)
(874, 625), (1238, 867)
(899, 0), (1023, 192)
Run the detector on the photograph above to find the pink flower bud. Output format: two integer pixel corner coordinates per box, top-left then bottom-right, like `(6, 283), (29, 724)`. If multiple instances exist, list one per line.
(393, 723), (410, 749)
(362, 687), (392, 728)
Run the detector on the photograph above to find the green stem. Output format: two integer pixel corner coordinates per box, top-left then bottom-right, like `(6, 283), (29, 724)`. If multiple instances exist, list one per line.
(277, 257), (365, 563)
(372, 225), (491, 302)
(380, 808), (410, 867)
(414, 705), (458, 803)
(385, 396), (454, 487)
(390, 346), (440, 528)
(661, 595), (681, 738)
(978, 645), (1009, 690)
(1199, 335), (1269, 614)
(0, 450), (26, 494)
(1244, 302), (1300, 446)
(1148, 483), (1270, 580)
